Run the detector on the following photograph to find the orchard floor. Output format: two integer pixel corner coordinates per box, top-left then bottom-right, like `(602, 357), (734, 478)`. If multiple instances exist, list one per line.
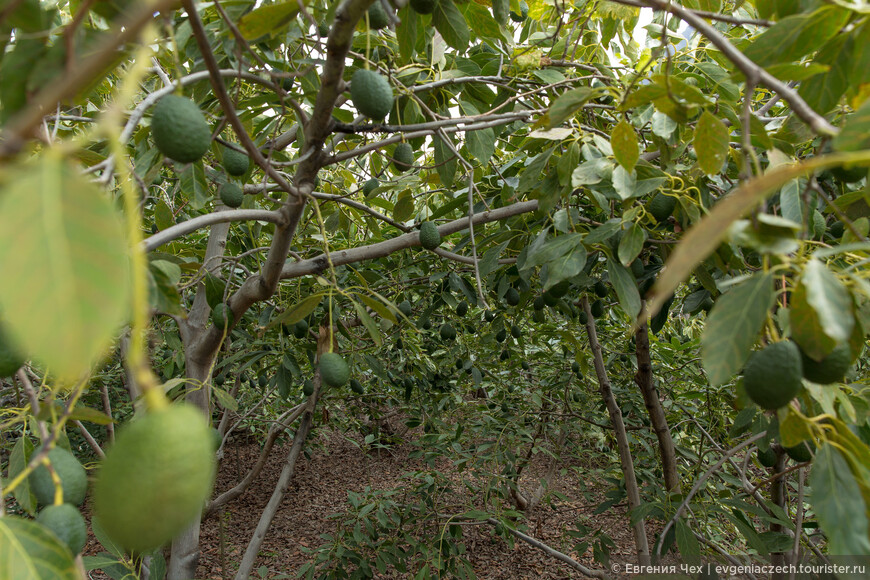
(85, 426), (640, 579)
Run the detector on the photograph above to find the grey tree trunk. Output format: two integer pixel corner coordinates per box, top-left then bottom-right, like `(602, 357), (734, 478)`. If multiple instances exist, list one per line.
(582, 297), (651, 566)
(633, 319), (679, 491)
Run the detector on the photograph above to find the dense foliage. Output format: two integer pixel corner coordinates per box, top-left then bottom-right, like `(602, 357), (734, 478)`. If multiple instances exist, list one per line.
(1, 0), (869, 579)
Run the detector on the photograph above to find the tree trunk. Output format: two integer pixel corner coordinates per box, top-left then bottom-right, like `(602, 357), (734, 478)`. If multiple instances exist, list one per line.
(167, 221), (230, 580)
(633, 319), (679, 492)
(582, 296), (651, 566)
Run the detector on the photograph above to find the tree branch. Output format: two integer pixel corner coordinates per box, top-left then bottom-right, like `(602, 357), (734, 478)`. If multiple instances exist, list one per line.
(613, 0), (837, 137)
(279, 200), (539, 280)
(0, 0), (183, 158)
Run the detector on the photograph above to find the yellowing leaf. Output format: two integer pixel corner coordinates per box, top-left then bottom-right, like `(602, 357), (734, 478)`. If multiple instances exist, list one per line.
(611, 120), (639, 171)
(693, 111), (730, 175)
(0, 152), (131, 380)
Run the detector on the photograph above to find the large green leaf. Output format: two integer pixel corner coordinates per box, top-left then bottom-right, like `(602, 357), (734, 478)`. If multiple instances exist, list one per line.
(0, 516), (79, 580)
(790, 281), (837, 361)
(540, 87), (595, 130)
(607, 259), (640, 317)
(800, 259), (854, 346)
(0, 153), (131, 381)
(693, 111), (729, 175)
(270, 294), (322, 328)
(809, 444), (870, 556)
(433, 0), (469, 51)
(675, 519), (700, 565)
(742, 6), (850, 68)
(238, 0), (307, 41)
(701, 273), (774, 386)
(8, 436), (36, 514)
(618, 223), (646, 267)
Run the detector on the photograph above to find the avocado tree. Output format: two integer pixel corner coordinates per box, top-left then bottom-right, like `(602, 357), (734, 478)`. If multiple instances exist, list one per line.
(1, 0), (869, 579)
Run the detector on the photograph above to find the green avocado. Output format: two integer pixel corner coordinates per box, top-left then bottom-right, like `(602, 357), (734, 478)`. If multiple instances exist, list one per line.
(151, 95), (211, 163)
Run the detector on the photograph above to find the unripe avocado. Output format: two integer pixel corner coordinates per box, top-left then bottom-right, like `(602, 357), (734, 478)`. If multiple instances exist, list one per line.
(29, 447), (88, 507)
(495, 329), (507, 342)
(533, 296), (545, 310)
(594, 280), (609, 298)
(484, 310), (496, 322)
(221, 145), (250, 176)
(362, 178), (379, 197)
(150, 95), (212, 163)
(219, 182), (244, 208)
(212, 303), (234, 330)
(743, 341), (803, 410)
(293, 319), (309, 338)
(799, 342), (852, 384)
(366, 1), (389, 29)
(93, 404), (215, 553)
(398, 300), (413, 317)
(456, 302), (469, 317)
(320, 352), (350, 387)
(350, 69), (393, 120)
(648, 193), (677, 223)
(505, 288), (520, 306)
(510, 324), (521, 339)
(410, 0), (439, 14)
(302, 379), (314, 396)
(440, 323), (457, 341)
(393, 143), (414, 172)
(499, 349), (510, 361)
(419, 221), (441, 250)
(590, 299), (605, 318)
(36, 504), (87, 555)
(350, 378), (365, 394)
(757, 447), (777, 468)
(785, 440), (815, 463)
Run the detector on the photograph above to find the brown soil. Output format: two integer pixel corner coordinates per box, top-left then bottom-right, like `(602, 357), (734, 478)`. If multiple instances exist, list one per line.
(83, 426), (639, 579)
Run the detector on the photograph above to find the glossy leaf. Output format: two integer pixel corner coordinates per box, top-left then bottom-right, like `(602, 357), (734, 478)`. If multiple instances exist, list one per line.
(800, 259), (854, 346)
(693, 111), (729, 176)
(433, 0), (469, 51)
(607, 259), (641, 317)
(701, 273), (775, 386)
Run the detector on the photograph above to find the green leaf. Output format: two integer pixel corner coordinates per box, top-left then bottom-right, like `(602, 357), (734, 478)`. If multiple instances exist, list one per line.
(0, 153), (131, 381)
(801, 259), (854, 345)
(611, 120), (639, 171)
(393, 193), (415, 222)
(179, 160), (209, 210)
(607, 259), (641, 317)
(238, 0), (305, 41)
(742, 6), (850, 68)
(618, 223), (646, 267)
(204, 272), (227, 309)
(353, 301), (383, 347)
(271, 294), (322, 327)
(466, 127), (496, 166)
(809, 444), (870, 556)
(701, 272), (775, 386)
(433, 134), (457, 188)
(675, 519), (701, 565)
(357, 293), (397, 324)
(8, 436), (36, 514)
(521, 233), (584, 271)
(213, 385), (239, 411)
(460, 2), (503, 43)
(797, 32), (851, 114)
(693, 111), (729, 175)
(544, 246), (587, 291)
(779, 408), (814, 447)
(433, 0), (469, 51)
(790, 281), (837, 361)
(833, 97), (870, 152)
(0, 516), (79, 580)
(518, 147), (555, 193)
(540, 87), (595, 129)
(396, 6), (418, 64)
